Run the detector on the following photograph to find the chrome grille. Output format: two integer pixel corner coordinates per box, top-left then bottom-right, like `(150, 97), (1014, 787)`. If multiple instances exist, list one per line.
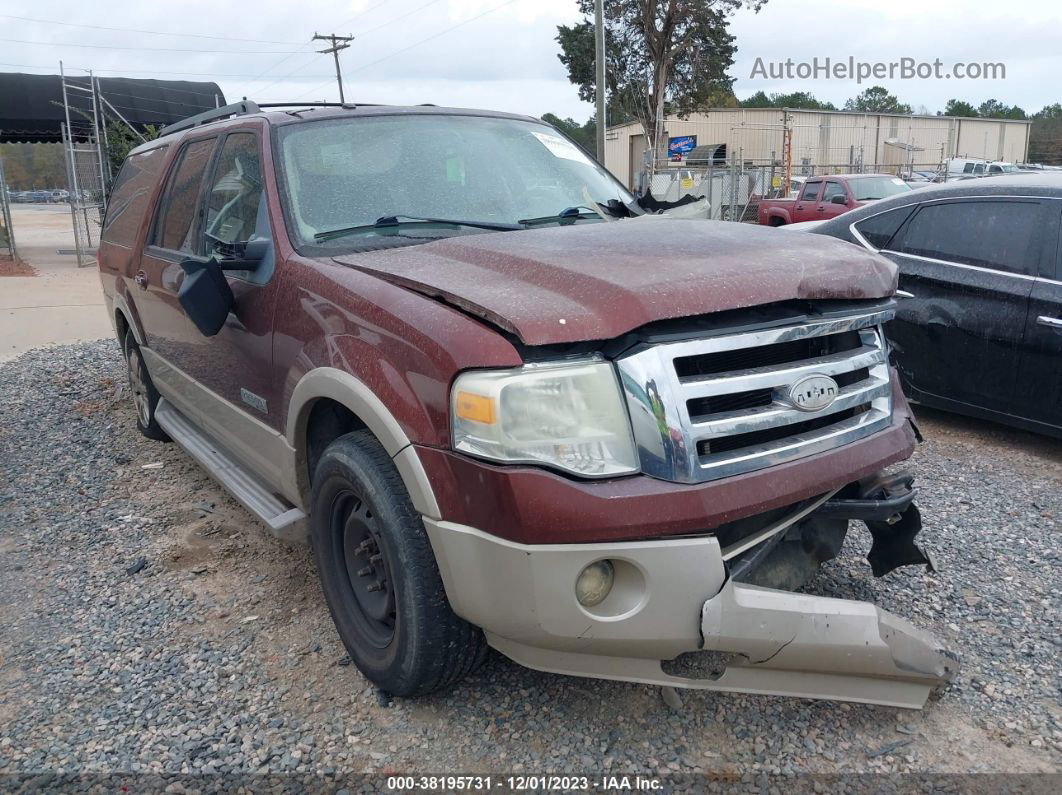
(616, 310), (894, 483)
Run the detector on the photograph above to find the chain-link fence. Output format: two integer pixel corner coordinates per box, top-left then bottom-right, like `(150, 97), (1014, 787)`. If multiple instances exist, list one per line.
(0, 156), (15, 260)
(646, 158), (947, 224)
(61, 123), (106, 268)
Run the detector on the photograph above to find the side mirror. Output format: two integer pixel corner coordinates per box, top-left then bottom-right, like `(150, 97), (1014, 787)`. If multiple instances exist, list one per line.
(831, 194), (848, 205)
(178, 257), (234, 337)
(211, 235), (269, 270)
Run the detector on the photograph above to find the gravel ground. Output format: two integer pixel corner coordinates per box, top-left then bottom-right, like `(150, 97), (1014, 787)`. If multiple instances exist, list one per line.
(0, 341), (1059, 786)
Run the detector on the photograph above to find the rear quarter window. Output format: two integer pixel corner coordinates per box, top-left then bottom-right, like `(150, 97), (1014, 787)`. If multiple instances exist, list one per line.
(852, 206), (915, 249)
(100, 146), (169, 248)
(889, 200), (1041, 274)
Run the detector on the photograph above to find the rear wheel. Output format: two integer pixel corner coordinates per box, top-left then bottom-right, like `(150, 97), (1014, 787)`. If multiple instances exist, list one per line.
(310, 430), (486, 696)
(123, 331), (169, 442)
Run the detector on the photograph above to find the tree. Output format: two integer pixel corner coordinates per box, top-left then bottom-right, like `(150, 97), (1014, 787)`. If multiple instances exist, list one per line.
(741, 90), (837, 110)
(104, 121), (160, 180)
(1033, 103), (1062, 120)
(942, 99), (978, 117)
(556, 0), (764, 155)
(540, 113), (597, 151)
(843, 86), (912, 114)
(1029, 104), (1062, 165)
(976, 99), (1026, 120)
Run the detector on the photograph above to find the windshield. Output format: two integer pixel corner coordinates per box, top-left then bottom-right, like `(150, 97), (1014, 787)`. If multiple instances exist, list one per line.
(275, 114), (635, 250)
(850, 176), (913, 201)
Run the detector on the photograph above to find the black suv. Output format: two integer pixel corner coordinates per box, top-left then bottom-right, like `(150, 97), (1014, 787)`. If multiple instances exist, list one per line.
(810, 174), (1062, 437)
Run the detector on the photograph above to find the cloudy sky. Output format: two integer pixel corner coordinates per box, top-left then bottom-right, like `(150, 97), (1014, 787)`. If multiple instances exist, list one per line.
(2, 0), (1058, 121)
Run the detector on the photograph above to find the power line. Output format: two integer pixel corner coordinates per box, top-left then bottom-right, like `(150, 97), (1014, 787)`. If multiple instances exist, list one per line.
(0, 13), (302, 44)
(0, 36), (304, 54)
(357, 0), (447, 37)
(291, 0), (520, 101)
(0, 61), (332, 84)
(229, 0), (395, 98)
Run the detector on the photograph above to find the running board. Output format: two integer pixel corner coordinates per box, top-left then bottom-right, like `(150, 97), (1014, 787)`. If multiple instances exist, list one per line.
(154, 399), (307, 540)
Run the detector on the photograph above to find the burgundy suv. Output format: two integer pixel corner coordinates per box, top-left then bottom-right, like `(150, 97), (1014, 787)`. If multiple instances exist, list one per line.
(98, 101), (955, 707)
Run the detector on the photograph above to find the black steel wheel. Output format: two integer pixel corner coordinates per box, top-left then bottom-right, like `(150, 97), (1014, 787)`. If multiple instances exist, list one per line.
(123, 331), (169, 442)
(310, 430), (486, 696)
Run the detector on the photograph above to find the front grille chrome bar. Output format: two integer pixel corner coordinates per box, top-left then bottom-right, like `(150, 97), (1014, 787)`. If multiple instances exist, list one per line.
(616, 310), (895, 484)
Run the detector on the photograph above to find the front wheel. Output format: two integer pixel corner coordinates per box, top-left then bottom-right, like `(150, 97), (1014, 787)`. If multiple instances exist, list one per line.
(310, 430), (486, 696)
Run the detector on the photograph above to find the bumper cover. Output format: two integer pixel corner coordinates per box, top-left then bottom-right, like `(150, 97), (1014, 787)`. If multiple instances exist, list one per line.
(426, 508), (957, 709)
(488, 581), (956, 709)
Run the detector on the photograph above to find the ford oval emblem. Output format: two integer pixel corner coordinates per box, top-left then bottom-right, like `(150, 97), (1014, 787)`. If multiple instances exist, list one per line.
(788, 374), (839, 412)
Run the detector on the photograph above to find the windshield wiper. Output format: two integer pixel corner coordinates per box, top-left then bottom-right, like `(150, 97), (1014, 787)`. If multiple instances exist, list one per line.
(314, 214), (523, 243)
(517, 206), (606, 226)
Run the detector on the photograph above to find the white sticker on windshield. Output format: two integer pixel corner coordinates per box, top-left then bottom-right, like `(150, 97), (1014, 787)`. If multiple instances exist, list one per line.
(891, 178), (905, 185)
(531, 130), (592, 164)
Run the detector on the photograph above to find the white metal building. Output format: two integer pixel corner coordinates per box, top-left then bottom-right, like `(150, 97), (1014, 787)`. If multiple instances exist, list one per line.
(604, 108), (1032, 190)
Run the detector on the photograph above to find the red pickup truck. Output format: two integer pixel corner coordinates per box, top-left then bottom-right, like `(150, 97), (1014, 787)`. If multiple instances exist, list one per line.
(758, 173), (912, 226)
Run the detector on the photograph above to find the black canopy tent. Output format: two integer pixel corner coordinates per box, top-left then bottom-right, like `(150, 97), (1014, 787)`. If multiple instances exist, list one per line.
(0, 72), (226, 144)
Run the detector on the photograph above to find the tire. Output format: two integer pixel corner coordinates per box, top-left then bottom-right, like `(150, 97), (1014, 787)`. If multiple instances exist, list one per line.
(123, 331), (169, 442)
(310, 430), (486, 696)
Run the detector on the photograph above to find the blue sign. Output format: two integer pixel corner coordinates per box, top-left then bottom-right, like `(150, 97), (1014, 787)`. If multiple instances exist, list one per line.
(668, 135), (697, 159)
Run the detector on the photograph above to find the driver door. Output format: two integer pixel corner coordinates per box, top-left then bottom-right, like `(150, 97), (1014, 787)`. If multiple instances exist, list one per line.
(169, 129), (290, 489)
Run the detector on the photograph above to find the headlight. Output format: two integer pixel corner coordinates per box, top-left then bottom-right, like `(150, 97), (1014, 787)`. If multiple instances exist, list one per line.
(451, 358), (639, 478)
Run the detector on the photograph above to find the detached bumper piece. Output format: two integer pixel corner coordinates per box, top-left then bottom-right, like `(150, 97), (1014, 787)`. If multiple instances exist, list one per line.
(818, 470), (935, 577)
(692, 580), (958, 709)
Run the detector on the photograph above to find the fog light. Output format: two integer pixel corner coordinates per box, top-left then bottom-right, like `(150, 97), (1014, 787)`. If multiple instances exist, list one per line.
(575, 560), (615, 607)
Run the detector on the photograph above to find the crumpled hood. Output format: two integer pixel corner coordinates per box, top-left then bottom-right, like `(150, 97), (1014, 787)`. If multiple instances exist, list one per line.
(333, 218), (897, 346)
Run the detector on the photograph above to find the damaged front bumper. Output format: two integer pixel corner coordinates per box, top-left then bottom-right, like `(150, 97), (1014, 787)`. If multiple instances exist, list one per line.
(424, 476), (957, 709)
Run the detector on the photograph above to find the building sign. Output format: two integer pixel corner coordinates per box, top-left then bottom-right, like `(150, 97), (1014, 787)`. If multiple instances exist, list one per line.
(668, 135), (697, 160)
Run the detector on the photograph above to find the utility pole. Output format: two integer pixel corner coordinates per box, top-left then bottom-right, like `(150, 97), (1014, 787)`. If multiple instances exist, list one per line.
(313, 32), (354, 104)
(594, 0), (606, 162)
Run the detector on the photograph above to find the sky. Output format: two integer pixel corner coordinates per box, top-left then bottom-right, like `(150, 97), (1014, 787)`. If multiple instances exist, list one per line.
(1, 0), (1058, 123)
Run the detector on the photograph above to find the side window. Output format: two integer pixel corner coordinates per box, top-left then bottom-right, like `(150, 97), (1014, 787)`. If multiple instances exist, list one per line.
(822, 182), (846, 203)
(101, 146), (169, 247)
(973, 163), (985, 174)
(202, 133), (264, 254)
(853, 206), (915, 249)
(799, 181), (822, 202)
(989, 165), (1002, 174)
(152, 138), (216, 253)
(890, 200), (1041, 274)
(963, 163), (975, 174)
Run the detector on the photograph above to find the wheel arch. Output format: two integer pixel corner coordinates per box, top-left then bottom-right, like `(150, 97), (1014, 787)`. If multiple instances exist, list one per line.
(287, 368), (441, 520)
(112, 290), (145, 347)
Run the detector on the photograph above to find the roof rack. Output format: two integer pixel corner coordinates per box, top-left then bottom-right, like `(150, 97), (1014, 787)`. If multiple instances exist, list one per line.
(158, 100), (261, 138)
(156, 100), (385, 138)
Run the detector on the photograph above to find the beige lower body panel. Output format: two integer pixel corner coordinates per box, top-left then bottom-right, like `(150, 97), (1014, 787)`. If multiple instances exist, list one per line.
(426, 518), (957, 709)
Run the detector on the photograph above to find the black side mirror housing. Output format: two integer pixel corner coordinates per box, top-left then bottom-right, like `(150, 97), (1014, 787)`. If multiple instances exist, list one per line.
(178, 257), (234, 337)
(831, 194), (848, 205)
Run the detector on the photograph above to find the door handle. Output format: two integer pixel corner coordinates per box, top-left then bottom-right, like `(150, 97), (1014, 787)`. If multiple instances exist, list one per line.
(1037, 315), (1062, 330)
(134, 271), (148, 289)
(816, 207), (826, 212)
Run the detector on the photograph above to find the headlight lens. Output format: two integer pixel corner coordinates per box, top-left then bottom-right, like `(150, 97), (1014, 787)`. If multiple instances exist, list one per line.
(451, 359), (639, 477)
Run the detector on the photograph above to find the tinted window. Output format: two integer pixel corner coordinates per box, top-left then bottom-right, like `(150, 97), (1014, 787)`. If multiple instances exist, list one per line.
(853, 206), (915, 249)
(890, 200), (1040, 274)
(153, 138), (216, 252)
(101, 146), (169, 247)
(202, 133), (263, 254)
(822, 182), (846, 202)
(799, 181), (821, 201)
(973, 163), (984, 174)
(963, 163), (975, 174)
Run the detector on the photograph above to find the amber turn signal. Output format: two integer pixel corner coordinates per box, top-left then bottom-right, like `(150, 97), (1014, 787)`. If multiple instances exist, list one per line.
(454, 391), (496, 424)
